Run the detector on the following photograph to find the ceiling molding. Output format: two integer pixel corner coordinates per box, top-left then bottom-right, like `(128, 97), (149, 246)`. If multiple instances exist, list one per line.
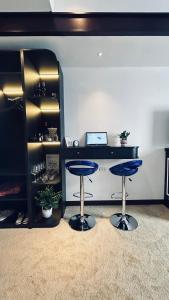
(1, 12), (169, 36)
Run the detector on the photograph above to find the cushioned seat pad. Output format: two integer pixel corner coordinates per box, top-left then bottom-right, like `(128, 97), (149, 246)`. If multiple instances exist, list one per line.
(66, 160), (98, 176)
(109, 160), (142, 176)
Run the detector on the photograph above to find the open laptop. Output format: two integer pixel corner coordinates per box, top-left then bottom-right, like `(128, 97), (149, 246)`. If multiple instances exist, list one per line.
(86, 132), (108, 146)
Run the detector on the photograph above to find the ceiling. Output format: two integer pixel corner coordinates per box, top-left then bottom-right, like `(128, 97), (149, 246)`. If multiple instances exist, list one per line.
(1, 36), (169, 67)
(1, 0), (169, 12)
(1, 3), (169, 67)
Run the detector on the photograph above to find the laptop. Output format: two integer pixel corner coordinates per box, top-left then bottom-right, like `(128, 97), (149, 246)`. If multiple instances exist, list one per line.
(86, 132), (108, 146)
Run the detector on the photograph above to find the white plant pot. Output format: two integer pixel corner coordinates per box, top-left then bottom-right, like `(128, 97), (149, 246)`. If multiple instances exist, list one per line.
(112, 134), (120, 146)
(42, 207), (52, 218)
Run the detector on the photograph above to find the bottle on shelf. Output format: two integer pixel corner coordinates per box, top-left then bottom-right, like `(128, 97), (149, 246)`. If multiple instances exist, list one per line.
(51, 92), (57, 99)
(33, 133), (38, 142)
(33, 82), (41, 97)
(38, 132), (43, 142)
(43, 122), (49, 141)
(41, 81), (46, 97)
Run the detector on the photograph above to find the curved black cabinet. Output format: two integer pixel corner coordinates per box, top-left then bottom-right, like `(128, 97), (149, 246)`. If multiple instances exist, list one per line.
(0, 49), (65, 229)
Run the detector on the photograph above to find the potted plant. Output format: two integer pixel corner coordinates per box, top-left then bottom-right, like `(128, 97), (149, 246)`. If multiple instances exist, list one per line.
(119, 130), (130, 146)
(35, 186), (62, 218)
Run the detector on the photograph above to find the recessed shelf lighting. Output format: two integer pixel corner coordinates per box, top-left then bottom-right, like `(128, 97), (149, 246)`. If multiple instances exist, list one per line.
(42, 141), (60, 146)
(41, 109), (60, 113)
(39, 74), (59, 80)
(3, 87), (23, 96)
(28, 143), (42, 150)
(28, 141), (60, 146)
(97, 52), (103, 57)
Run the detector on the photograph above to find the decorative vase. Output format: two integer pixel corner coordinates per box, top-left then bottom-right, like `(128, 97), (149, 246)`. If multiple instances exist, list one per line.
(120, 138), (127, 146)
(112, 134), (120, 146)
(48, 128), (58, 141)
(42, 207), (52, 218)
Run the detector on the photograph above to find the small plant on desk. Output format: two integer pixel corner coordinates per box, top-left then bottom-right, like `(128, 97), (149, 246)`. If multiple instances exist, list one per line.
(35, 186), (62, 219)
(119, 130), (130, 146)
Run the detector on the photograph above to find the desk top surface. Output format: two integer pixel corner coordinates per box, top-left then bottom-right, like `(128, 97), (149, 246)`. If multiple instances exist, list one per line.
(63, 145), (139, 149)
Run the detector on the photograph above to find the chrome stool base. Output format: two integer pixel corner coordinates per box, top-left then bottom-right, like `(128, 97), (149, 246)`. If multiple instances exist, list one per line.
(110, 213), (138, 231)
(69, 214), (96, 231)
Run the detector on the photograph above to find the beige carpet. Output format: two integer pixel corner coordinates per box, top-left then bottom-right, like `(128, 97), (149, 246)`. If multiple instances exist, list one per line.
(0, 205), (169, 300)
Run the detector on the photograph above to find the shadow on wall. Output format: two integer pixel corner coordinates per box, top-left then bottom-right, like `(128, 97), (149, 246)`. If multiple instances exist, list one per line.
(152, 110), (169, 146)
(126, 148), (165, 200)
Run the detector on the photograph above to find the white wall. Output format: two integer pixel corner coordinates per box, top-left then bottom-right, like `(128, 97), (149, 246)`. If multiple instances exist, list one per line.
(63, 67), (169, 201)
(50, 0), (169, 12)
(0, 0), (51, 11)
(0, 35), (167, 201)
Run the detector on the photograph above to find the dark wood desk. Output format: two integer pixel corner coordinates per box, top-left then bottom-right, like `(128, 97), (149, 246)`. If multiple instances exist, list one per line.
(62, 146), (139, 160)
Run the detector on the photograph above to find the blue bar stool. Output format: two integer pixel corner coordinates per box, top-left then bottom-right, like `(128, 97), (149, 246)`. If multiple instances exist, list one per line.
(109, 160), (142, 231)
(65, 160), (98, 231)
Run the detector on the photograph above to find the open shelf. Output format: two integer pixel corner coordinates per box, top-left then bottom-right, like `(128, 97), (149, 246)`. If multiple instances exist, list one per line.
(0, 210), (29, 229)
(0, 171), (26, 176)
(42, 142), (60, 146)
(0, 222), (28, 229)
(31, 209), (61, 228)
(0, 195), (26, 202)
(28, 142), (60, 146)
(32, 175), (61, 186)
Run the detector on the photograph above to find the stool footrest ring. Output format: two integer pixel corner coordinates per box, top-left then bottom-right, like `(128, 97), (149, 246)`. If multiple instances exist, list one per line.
(110, 213), (138, 231)
(73, 192), (93, 199)
(111, 192), (128, 199)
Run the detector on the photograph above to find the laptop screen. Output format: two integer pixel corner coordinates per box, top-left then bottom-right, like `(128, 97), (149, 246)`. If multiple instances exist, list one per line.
(86, 132), (108, 146)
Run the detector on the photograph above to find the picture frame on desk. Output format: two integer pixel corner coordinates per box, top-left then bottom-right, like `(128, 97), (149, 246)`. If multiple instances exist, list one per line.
(64, 137), (73, 147)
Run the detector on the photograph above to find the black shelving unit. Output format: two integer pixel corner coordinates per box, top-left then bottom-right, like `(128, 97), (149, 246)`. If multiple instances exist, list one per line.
(164, 148), (169, 208)
(0, 49), (65, 229)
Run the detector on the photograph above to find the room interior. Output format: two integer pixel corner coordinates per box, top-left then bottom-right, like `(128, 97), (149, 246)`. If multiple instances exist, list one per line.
(0, 1), (169, 300)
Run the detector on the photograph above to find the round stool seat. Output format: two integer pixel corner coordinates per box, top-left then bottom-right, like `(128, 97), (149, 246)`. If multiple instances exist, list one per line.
(66, 160), (98, 176)
(109, 160), (142, 177)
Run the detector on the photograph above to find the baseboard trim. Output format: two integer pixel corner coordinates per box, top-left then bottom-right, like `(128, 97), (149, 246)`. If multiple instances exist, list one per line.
(66, 199), (164, 206)
(164, 201), (169, 208)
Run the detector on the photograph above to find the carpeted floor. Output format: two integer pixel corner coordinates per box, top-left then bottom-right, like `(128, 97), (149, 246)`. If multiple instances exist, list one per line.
(0, 205), (169, 300)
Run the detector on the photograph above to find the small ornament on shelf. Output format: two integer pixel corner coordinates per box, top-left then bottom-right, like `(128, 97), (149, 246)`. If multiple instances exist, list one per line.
(119, 130), (130, 146)
(48, 128), (58, 142)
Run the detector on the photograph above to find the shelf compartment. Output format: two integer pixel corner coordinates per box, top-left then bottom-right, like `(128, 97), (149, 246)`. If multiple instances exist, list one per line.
(32, 175), (61, 186)
(0, 223), (28, 229)
(42, 141), (60, 146)
(0, 171), (26, 176)
(0, 210), (29, 229)
(0, 195), (26, 202)
(40, 98), (59, 112)
(31, 209), (61, 228)
(28, 142), (60, 146)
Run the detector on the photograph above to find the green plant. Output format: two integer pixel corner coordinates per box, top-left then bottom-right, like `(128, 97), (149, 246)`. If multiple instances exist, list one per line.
(119, 130), (130, 140)
(35, 186), (62, 210)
